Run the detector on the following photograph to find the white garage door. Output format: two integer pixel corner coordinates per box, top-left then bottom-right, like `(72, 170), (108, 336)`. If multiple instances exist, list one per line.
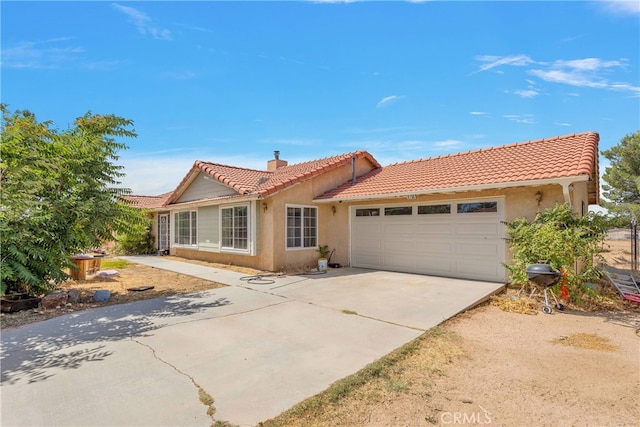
(350, 199), (506, 282)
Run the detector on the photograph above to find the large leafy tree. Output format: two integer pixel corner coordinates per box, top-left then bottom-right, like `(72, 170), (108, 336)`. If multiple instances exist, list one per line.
(601, 130), (640, 223)
(1, 105), (144, 295)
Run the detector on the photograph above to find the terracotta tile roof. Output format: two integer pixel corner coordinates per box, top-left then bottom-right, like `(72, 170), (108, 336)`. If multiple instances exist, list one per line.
(124, 192), (172, 209)
(166, 150), (379, 205)
(316, 132), (599, 201)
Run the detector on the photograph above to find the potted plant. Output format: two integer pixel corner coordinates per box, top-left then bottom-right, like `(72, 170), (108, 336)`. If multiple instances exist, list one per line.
(317, 245), (331, 271)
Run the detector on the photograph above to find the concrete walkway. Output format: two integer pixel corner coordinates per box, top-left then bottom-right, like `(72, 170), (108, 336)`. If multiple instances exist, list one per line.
(1, 257), (504, 426)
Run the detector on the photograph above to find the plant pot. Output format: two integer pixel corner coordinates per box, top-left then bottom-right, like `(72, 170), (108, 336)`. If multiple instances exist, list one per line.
(1, 294), (41, 313)
(318, 259), (328, 271)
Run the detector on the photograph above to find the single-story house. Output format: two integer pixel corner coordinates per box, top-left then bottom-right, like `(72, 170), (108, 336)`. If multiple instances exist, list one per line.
(127, 131), (600, 283)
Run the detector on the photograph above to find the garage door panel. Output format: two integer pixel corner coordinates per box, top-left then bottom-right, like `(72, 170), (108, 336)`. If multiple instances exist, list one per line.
(352, 224), (383, 251)
(352, 253), (383, 267)
(414, 240), (453, 254)
(414, 223), (453, 235)
(456, 222), (500, 236)
(456, 240), (500, 257)
(383, 239), (416, 253)
(383, 253), (419, 269)
(456, 259), (503, 280)
(352, 238), (382, 251)
(353, 222), (382, 235)
(384, 223), (414, 235)
(418, 256), (454, 273)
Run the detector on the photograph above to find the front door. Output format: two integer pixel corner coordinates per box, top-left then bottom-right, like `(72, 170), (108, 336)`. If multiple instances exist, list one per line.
(158, 214), (169, 251)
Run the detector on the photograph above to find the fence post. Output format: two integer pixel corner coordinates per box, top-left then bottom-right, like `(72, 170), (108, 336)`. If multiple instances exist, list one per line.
(632, 217), (638, 271)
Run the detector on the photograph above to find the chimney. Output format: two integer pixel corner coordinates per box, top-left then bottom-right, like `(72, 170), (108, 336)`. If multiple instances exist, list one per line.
(267, 150), (288, 171)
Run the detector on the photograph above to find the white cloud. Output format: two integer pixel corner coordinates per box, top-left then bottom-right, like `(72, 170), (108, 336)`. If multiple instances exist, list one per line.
(529, 69), (609, 89)
(112, 3), (172, 40)
(554, 122), (572, 127)
(503, 114), (535, 124)
(513, 89), (540, 98)
(1, 38), (84, 69)
(472, 54), (533, 74)
(158, 70), (198, 80)
(376, 95), (403, 108)
(600, 0), (640, 15)
(473, 52), (637, 97)
(470, 111), (487, 115)
(552, 58), (622, 71)
(433, 139), (462, 148)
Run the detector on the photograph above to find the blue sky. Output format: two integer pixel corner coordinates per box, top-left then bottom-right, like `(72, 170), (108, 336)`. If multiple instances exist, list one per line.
(2, 1), (639, 196)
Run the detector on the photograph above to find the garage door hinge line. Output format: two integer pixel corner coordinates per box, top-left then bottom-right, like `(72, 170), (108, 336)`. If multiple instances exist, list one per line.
(130, 337), (218, 422)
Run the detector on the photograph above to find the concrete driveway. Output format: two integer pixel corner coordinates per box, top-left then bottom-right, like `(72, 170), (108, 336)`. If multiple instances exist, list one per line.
(1, 257), (504, 426)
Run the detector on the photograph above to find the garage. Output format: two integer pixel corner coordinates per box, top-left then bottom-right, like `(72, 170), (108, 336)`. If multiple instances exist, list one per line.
(350, 199), (506, 282)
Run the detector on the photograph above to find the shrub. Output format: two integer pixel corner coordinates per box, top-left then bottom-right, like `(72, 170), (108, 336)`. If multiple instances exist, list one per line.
(114, 219), (155, 255)
(504, 203), (607, 303)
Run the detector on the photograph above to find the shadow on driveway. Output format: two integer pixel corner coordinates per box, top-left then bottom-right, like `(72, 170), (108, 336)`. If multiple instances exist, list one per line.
(1, 292), (231, 385)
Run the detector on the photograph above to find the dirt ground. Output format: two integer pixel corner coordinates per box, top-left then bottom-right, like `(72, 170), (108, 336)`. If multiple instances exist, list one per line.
(2, 241), (639, 426)
(0, 256), (258, 329)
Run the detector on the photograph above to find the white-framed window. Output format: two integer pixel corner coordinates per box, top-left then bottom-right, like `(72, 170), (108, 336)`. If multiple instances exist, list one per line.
(286, 205), (317, 249)
(174, 210), (197, 246)
(221, 205), (248, 251)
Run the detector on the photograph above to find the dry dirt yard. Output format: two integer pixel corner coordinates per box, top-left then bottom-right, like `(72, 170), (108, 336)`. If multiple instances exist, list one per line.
(0, 257), (257, 329)
(2, 241), (639, 427)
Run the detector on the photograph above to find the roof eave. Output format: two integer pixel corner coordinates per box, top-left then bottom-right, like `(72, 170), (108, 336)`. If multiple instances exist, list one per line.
(314, 175), (590, 203)
(164, 194), (260, 210)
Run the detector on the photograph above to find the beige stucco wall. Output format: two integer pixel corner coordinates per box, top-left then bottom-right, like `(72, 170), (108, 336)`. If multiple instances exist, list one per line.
(260, 157), (375, 271)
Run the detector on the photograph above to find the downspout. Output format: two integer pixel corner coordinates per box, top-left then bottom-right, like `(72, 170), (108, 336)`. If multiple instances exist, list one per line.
(561, 182), (573, 208)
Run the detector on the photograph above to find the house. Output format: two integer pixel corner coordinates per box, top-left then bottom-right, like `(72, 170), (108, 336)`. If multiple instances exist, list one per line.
(127, 131), (599, 283)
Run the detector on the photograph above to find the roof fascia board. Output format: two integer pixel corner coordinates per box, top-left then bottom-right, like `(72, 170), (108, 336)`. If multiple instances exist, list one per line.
(166, 195), (260, 210)
(314, 175), (589, 203)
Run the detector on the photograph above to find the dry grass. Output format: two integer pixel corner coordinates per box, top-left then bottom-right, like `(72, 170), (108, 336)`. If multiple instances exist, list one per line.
(552, 333), (618, 351)
(490, 292), (538, 315)
(259, 327), (466, 427)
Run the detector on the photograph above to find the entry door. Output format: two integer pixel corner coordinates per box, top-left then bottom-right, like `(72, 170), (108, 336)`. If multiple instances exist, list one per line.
(158, 214), (169, 250)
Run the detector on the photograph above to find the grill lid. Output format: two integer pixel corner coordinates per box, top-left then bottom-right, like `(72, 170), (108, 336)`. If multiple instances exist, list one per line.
(526, 262), (561, 287)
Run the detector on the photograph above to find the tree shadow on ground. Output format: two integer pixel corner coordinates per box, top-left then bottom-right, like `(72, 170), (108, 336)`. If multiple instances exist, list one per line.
(0, 290), (231, 385)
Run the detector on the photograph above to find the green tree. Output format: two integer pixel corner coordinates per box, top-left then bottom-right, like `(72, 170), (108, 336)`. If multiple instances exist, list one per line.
(601, 130), (640, 224)
(1, 105), (144, 295)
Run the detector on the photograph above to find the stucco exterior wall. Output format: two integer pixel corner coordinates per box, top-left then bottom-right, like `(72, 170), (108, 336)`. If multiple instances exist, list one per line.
(262, 157), (376, 271)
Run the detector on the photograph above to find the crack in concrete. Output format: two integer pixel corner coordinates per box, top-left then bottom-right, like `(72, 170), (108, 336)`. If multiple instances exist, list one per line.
(130, 337), (217, 422)
(156, 298), (294, 329)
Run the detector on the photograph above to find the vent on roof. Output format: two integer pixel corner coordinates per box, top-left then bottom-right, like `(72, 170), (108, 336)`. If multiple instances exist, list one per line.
(267, 151), (288, 171)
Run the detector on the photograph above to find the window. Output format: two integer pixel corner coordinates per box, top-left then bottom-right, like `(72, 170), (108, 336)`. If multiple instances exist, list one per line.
(287, 206), (317, 249)
(221, 206), (248, 250)
(418, 204), (451, 215)
(355, 208), (380, 217)
(174, 211), (197, 245)
(457, 202), (498, 213)
(384, 206), (412, 216)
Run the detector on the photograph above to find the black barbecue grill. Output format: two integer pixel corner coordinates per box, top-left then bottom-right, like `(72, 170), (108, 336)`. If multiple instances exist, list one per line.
(526, 262), (564, 314)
